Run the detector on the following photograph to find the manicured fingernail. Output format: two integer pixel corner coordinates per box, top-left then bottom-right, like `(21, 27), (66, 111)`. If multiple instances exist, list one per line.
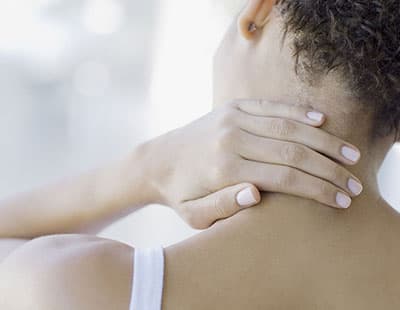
(336, 192), (352, 209)
(341, 146), (361, 163)
(348, 178), (363, 196)
(307, 111), (325, 123)
(236, 187), (259, 208)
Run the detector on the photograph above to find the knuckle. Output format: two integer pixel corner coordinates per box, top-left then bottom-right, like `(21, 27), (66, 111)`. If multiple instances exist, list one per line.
(275, 167), (297, 189)
(266, 118), (296, 137)
(289, 105), (308, 120)
(318, 182), (334, 200)
(330, 164), (346, 184)
(280, 143), (307, 165)
(289, 104), (308, 116)
(319, 136), (335, 152)
(287, 105), (299, 115)
(217, 108), (237, 129)
(213, 194), (230, 219)
(211, 157), (235, 184)
(216, 127), (239, 150)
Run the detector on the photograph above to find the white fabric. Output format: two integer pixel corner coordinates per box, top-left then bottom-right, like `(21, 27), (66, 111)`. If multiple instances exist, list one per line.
(129, 246), (165, 310)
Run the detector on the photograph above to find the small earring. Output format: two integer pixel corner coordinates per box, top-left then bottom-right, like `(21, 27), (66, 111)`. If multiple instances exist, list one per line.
(248, 22), (257, 33)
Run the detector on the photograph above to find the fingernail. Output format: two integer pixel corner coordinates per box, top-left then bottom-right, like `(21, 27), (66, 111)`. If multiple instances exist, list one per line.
(336, 192), (352, 209)
(236, 187), (259, 208)
(348, 178), (363, 196)
(341, 146), (361, 163)
(307, 111), (325, 123)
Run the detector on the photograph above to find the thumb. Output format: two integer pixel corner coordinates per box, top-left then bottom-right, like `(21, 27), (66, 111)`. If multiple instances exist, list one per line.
(179, 183), (261, 230)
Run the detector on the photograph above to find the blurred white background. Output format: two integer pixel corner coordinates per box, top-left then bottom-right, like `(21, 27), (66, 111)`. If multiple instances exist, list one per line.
(0, 0), (398, 248)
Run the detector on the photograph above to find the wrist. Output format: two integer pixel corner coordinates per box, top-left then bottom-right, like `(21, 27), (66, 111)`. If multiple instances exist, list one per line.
(126, 140), (165, 206)
(92, 142), (163, 214)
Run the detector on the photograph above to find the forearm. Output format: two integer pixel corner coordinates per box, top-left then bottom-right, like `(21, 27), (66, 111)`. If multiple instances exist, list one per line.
(0, 143), (159, 239)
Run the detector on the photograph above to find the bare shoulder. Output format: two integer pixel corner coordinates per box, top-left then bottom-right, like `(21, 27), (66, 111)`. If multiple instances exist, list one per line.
(0, 234), (134, 310)
(162, 195), (400, 310)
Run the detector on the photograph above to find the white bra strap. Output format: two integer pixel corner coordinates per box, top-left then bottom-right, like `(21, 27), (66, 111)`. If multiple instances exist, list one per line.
(129, 246), (165, 310)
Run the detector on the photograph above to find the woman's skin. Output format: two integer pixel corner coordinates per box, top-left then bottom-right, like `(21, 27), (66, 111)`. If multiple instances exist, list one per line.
(0, 107), (360, 308)
(162, 1), (400, 309)
(0, 100), (359, 241)
(0, 0), (397, 309)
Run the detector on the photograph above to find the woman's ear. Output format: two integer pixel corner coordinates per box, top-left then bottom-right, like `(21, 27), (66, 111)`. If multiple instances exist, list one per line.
(238, 0), (277, 40)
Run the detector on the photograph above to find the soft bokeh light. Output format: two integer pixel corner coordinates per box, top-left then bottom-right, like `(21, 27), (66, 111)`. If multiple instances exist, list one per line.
(74, 61), (111, 97)
(0, 0), (69, 61)
(0, 1), (43, 51)
(82, 0), (124, 35)
(148, 1), (231, 135)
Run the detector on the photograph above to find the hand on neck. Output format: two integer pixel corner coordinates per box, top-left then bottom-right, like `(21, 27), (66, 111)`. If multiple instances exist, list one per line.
(213, 12), (396, 213)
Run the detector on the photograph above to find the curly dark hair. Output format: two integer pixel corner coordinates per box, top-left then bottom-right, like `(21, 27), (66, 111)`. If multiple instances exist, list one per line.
(277, 0), (400, 137)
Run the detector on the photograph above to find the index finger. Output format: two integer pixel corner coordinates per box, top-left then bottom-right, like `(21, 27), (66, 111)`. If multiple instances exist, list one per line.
(231, 99), (326, 127)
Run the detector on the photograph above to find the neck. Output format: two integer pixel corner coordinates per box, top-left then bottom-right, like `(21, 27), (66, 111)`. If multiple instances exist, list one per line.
(272, 89), (394, 214)
(276, 88), (393, 211)
(261, 63), (392, 207)
(214, 15), (395, 212)
(216, 79), (394, 212)
(300, 75), (393, 207)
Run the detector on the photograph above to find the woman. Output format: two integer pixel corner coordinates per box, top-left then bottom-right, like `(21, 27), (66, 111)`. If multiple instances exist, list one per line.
(0, 0), (398, 308)
(0, 101), (355, 310)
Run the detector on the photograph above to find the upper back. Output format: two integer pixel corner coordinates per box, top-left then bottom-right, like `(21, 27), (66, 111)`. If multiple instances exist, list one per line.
(163, 193), (400, 309)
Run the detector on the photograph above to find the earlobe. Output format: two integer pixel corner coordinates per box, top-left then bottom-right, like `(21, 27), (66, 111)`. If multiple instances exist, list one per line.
(238, 0), (276, 40)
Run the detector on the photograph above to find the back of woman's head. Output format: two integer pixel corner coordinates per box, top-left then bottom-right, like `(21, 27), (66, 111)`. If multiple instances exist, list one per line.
(278, 0), (400, 137)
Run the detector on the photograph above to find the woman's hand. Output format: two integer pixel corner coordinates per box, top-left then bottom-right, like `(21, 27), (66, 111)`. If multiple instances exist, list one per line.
(142, 99), (363, 229)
